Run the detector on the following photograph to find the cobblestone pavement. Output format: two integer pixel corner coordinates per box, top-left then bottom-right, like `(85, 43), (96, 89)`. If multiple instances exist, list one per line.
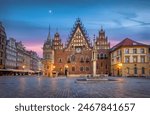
(0, 76), (150, 98)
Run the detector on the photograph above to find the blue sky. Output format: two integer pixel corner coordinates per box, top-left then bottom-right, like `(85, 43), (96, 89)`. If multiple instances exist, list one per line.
(0, 0), (150, 57)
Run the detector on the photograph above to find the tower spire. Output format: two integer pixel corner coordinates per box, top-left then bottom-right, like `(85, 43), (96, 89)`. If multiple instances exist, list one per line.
(101, 25), (103, 31)
(47, 24), (50, 40)
(47, 24), (52, 46)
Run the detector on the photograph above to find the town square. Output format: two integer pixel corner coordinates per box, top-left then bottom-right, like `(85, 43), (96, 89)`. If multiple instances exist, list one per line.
(0, 0), (150, 98)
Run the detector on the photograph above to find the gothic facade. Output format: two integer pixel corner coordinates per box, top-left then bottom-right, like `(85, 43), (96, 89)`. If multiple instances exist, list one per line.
(42, 18), (110, 77)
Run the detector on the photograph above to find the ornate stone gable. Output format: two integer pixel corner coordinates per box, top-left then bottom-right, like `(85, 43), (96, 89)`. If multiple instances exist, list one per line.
(65, 18), (92, 51)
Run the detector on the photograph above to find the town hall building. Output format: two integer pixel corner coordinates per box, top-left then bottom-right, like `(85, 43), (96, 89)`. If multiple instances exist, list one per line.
(42, 18), (110, 77)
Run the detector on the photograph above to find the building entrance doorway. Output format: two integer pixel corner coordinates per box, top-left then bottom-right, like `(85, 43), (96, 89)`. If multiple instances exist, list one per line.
(65, 68), (68, 76)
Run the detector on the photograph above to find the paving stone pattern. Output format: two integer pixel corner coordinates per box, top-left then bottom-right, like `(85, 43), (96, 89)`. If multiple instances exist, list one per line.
(0, 76), (150, 98)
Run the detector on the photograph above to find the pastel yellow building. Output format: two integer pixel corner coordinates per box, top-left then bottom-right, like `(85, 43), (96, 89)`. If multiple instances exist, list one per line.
(111, 38), (150, 77)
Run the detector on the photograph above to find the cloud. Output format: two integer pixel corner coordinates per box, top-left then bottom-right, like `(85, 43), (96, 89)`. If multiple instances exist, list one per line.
(117, 11), (150, 26)
(126, 18), (150, 26)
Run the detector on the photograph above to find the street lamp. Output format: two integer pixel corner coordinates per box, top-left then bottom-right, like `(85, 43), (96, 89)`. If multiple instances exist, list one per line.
(65, 65), (68, 69)
(53, 65), (55, 69)
(22, 65), (25, 69)
(118, 63), (122, 68)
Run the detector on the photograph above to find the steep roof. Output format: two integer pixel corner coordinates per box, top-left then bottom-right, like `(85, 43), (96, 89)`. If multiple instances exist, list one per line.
(111, 38), (148, 51)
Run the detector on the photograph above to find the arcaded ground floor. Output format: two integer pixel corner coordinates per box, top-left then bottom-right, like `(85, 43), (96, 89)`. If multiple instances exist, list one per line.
(0, 76), (150, 98)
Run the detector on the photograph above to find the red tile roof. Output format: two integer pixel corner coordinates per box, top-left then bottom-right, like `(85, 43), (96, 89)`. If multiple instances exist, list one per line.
(111, 38), (148, 51)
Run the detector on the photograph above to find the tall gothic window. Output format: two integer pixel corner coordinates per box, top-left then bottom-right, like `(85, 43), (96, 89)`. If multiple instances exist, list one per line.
(80, 56), (84, 63)
(58, 58), (62, 63)
(67, 57), (71, 63)
(80, 67), (84, 71)
(71, 55), (75, 62)
(104, 54), (107, 59)
(100, 53), (103, 59)
(72, 66), (75, 71)
(97, 54), (100, 59)
(85, 67), (89, 71)
(86, 56), (90, 63)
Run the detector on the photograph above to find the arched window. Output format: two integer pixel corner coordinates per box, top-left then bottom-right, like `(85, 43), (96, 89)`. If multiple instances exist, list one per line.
(80, 67), (84, 71)
(134, 67), (137, 74)
(72, 66), (75, 71)
(86, 56), (90, 63)
(142, 67), (145, 74)
(97, 54), (100, 59)
(104, 54), (107, 59)
(71, 55), (75, 62)
(86, 67), (90, 71)
(58, 58), (62, 63)
(67, 56), (71, 63)
(80, 56), (84, 63)
(100, 53), (103, 59)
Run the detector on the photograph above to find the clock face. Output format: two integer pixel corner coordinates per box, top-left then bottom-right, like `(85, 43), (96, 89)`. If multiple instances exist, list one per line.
(76, 47), (81, 53)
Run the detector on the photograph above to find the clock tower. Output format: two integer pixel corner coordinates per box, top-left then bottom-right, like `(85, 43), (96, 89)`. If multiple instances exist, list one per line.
(42, 26), (54, 77)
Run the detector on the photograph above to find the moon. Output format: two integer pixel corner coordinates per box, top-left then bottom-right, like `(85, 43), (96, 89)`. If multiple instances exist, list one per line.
(49, 10), (52, 14)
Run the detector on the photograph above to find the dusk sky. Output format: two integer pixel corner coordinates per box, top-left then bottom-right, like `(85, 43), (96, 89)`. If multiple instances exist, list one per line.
(0, 0), (150, 57)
